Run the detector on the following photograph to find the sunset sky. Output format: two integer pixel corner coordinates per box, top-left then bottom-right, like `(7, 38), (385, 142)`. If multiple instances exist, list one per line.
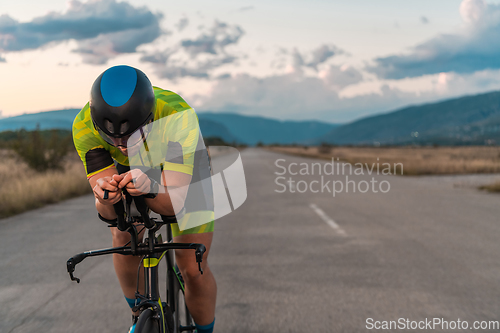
(2, 0), (500, 122)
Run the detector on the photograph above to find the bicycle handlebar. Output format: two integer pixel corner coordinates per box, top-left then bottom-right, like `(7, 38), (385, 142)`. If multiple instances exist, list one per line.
(103, 189), (155, 231)
(67, 242), (206, 283)
(132, 195), (154, 229)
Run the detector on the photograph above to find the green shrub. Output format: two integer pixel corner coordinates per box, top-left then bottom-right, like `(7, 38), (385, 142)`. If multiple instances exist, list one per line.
(11, 126), (73, 172)
(318, 142), (334, 154)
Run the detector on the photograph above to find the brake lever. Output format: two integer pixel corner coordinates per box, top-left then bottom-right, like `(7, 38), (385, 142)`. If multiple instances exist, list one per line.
(67, 258), (81, 283)
(195, 244), (206, 274)
(69, 271), (80, 283)
(67, 253), (87, 283)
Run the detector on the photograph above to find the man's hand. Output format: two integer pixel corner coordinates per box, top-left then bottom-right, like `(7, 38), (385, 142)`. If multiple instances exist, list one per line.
(117, 169), (152, 196)
(93, 176), (122, 205)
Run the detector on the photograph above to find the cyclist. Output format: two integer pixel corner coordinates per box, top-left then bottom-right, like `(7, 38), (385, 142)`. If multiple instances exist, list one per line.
(72, 65), (216, 333)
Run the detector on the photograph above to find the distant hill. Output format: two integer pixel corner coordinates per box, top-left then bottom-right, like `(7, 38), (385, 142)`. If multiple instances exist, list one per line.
(198, 112), (339, 145)
(198, 118), (240, 143)
(0, 109), (80, 132)
(0, 109), (339, 145)
(320, 91), (500, 145)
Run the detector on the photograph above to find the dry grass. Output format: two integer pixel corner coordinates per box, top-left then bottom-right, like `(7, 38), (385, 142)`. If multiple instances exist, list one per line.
(268, 146), (500, 176)
(0, 149), (92, 218)
(479, 182), (500, 193)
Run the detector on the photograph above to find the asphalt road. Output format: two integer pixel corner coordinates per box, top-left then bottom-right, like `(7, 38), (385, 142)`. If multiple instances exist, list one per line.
(1, 148), (500, 332)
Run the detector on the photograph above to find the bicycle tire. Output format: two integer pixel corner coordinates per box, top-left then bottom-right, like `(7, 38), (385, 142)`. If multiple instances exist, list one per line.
(162, 302), (175, 333)
(170, 266), (194, 333)
(135, 308), (161, 333)
(174, 286), (194, 333)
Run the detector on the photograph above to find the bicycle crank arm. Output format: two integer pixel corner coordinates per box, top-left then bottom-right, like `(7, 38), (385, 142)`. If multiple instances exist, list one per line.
(180, 325), (197, 332)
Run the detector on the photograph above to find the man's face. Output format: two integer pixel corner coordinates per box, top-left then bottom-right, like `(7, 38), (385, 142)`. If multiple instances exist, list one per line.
(109, 135), (131, 148)
(118, 145), (129, 156)
(98, 124), (151, 157)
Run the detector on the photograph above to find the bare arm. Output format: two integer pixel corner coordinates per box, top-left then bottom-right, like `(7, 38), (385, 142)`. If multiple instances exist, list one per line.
(88, 167), (122, 220)
(118, 169), (191, 216)
(148, 170), (191, 216)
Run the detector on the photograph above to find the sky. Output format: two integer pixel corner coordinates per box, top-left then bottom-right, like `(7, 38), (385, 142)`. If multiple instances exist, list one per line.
(2, 0), (500, 123)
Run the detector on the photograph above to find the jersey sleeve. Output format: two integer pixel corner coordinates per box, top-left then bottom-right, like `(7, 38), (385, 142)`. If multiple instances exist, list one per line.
(126, 89), (204, 177)
(72, 104), (115, 178)
(162, 108), (201, 176)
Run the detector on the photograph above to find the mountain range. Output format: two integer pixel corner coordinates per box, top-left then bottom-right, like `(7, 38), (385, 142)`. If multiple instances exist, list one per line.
(0, 109), (339, 145)
(2, 90), (500, 145)
(320, 91), (500, 145)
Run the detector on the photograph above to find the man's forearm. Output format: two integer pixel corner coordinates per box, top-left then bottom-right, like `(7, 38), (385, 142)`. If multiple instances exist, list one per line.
(145, 185), (185, 216)
(96, 198), (118, 220)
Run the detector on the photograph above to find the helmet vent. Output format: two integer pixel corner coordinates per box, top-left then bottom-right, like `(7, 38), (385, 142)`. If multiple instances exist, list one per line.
(120, 122), (129, 135)
(104, 119), (114, 134)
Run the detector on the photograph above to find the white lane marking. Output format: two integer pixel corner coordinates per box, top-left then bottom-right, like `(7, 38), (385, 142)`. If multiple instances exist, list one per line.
(309, 203), (347, 236)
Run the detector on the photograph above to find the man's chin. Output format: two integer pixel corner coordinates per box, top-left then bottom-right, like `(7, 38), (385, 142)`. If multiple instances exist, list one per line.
(119, 148), (128, 156)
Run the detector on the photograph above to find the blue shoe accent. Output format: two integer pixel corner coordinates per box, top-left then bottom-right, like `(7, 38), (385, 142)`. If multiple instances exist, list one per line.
(194, 318), (215, 333)
(125, 296), (137, 309)
(129, 313), (139, 333)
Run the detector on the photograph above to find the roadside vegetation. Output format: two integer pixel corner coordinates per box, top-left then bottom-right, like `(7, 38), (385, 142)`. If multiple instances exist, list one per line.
(0, 128), (91, 218)
(0, 133), (245, 219)
(267, 144), (500, 176)
(479, 182), (500, 193)
(204, 136), (247, 149)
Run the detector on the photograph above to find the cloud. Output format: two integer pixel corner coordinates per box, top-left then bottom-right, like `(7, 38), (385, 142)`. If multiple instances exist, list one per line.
(215, 73), (231, 80)
(367, 0), (500, 79)
(141, 21), (243, 80)
(141, 50), (237, 80)
(319, 65), (363, 90)
(0, 54), (5, 62)
(238, 6), (255, 12)
(176, 17), (189, 32)
(0, 0), (162, 64)
(308, 44), (342, 69)
(140, 47), (175, 64)
(459, 0), (487, 24)
(191, 64), (500, 123)
(151, 65), (210, 79)
(191, 69), (421, 122)
(420, 16), (429, 24)
(282, 44), (343, 72)
(181, 20), (244, 57)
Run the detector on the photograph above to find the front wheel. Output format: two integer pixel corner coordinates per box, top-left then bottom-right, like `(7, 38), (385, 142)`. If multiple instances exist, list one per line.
(135, 308), (161, 333)
(174, 276), (194, 333)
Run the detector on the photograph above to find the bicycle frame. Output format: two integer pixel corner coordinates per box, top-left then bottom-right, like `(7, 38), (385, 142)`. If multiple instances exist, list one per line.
(67, 195), (205, 333)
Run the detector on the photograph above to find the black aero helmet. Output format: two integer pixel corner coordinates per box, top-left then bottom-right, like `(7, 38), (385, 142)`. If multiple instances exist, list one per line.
(90, 65), (155, 146)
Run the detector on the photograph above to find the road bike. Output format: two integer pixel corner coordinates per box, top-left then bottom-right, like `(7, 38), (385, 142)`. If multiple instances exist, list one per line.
(66, 191), (205, 333)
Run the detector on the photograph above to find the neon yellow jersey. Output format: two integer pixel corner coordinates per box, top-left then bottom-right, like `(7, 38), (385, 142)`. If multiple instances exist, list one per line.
(72, 87), (214, 236)
(72, 87), (197, 179)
